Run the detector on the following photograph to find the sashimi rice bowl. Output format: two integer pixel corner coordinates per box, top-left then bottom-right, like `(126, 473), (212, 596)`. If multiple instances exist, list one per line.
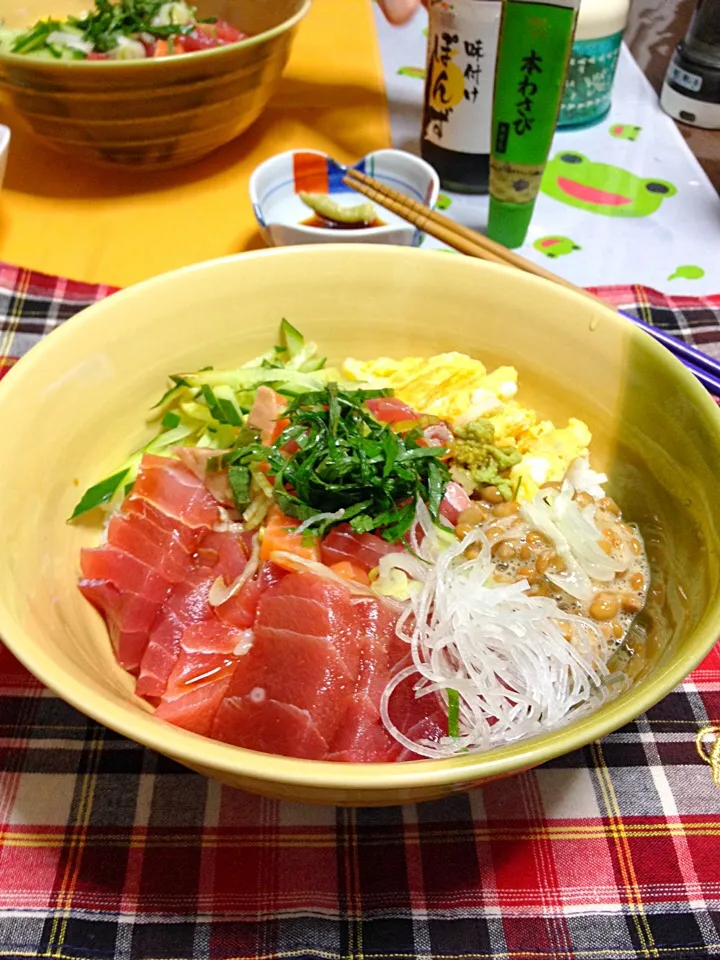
(71, 319), (657, 764)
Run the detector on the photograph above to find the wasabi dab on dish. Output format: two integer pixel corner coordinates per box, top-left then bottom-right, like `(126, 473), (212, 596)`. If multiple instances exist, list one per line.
(0, 0), (248, 60)
(299, 192), (381, 229)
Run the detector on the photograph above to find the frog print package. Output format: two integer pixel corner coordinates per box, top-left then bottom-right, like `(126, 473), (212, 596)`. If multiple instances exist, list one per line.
(541, 152), (677, 218)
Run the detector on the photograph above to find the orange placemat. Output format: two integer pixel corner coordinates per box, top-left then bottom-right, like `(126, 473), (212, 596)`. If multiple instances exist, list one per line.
(0, 0), (390, 288)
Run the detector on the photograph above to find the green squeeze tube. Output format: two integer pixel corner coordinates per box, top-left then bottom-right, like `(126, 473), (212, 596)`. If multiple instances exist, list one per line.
(487, 0), (580, 248)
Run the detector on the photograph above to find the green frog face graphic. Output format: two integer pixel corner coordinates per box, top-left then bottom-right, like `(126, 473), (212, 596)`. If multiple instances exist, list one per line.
(541, 152), (677, 217)
(533, 235), (581, 258)
(609, 124), (641, 141)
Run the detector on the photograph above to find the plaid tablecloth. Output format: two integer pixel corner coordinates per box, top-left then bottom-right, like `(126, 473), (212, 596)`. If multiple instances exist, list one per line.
(2, 262), (720, 960)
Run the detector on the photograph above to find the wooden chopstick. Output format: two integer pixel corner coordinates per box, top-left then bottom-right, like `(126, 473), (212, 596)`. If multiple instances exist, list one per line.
(342, 168), (720, 397)
(344, 168), (608, 309)
(342, 173), (507, 267)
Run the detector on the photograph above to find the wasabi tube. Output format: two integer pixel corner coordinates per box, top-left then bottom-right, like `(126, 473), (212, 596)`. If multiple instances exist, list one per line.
(487, 0), (580, 248)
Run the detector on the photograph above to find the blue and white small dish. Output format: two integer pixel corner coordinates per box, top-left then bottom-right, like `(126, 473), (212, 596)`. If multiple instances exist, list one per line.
(0, 125), (11, 189)
(249, 148), (440, 247)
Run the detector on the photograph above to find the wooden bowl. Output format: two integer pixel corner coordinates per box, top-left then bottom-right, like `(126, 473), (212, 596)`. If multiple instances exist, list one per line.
(0, 0), (310, 168)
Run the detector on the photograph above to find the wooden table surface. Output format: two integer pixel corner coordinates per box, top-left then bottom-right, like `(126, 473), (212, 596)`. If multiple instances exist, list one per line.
(626, 0), (720, 192)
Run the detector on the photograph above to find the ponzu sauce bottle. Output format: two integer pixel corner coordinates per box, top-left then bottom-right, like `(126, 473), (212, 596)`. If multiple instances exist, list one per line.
(421, 0), (502, 194)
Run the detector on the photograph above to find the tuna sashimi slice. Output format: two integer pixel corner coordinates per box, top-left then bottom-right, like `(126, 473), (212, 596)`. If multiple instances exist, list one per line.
(128, 453), (221, 529)
(327, 701), (396, 762)
(79, 580), (163, 673)
(80, 547), (172, 602)
(135, 573), (215, 699)
(252, 573), (362, 679)
(106, 511), (195, 583)
(439, 481), (472, 526)
(385, 671), (448, 762)
(155, 622), (245, 736)
(221, 629), (355, 745)
(174, 447), (235, 508)
(214, 573), (363, 752)
(320, 523), (401, 575)
(136, 530), (249, 700)
(121, 497), (200, 552)
(365, 397), (418, 423)
(216, 561), (286, 630)
(79, 545), (173, 670)
(328, 597), (398, 762)
(211, 696), (328, 760)
(194, 530), (248, 584)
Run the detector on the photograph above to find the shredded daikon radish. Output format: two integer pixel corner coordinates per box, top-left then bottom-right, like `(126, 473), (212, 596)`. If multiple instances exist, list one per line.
(208, 534), (260, 607)
(379, 499), (612, 759)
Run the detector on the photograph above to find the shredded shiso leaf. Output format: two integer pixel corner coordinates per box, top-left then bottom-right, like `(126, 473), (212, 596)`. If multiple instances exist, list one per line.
(378, 499), (617, 759)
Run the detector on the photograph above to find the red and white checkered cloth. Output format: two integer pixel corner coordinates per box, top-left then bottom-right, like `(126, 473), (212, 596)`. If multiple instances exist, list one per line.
(1, 262), (720, 960)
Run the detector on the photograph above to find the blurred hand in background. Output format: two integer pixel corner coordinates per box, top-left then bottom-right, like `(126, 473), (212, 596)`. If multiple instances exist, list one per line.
(376, 0), (424, 25)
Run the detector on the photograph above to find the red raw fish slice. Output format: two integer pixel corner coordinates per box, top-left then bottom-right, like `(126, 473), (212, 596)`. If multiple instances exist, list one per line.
(247, 385), (287, 445)
(253, 574), (361, 680)
(223, 628), (355, 744)
(217, 574), (361, 748)
(385, 671), (448, 762)
(327, 701), (396, 762)
(174, 447), (234, 508)
(79, 548), (172, 670)
(79, 580), (163, 672)
(122, 497), (199, 552)
(129, 453), (220, 529)
(320, 523), (401, 574)
(212, 695), (328, 760)
(106, 512), (194, 583)
(366, 397), (418, 423)
(136, 531), (249, 699)
(216, 561), (286, 630)
(80, 547), (171, 603)
(135, 572), (215, 699)
(328, 597), (398, 762)
(439, 481), (472, 526)
(155, 622), (245, 736)
(195, 530), (248, 583)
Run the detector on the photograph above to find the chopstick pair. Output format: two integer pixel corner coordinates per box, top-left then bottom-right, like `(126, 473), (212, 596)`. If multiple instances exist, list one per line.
(343, 168), (720, 399)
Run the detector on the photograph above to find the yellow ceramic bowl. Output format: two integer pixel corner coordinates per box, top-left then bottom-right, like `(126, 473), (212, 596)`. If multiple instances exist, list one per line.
(1, 245), (719, 806)
(0, 0), (309, 168)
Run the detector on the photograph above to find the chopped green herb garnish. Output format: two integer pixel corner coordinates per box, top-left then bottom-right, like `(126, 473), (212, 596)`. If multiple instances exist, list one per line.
(11, 0), (202, 57)
(447, 688), (460, 739)
(228, 464), (251, 511)
(228, 384), (450, 541)
(69, 468), (129, 520)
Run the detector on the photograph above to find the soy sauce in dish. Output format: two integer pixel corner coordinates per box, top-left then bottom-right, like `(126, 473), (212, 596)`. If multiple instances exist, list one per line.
(300, 214), (386, 230)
